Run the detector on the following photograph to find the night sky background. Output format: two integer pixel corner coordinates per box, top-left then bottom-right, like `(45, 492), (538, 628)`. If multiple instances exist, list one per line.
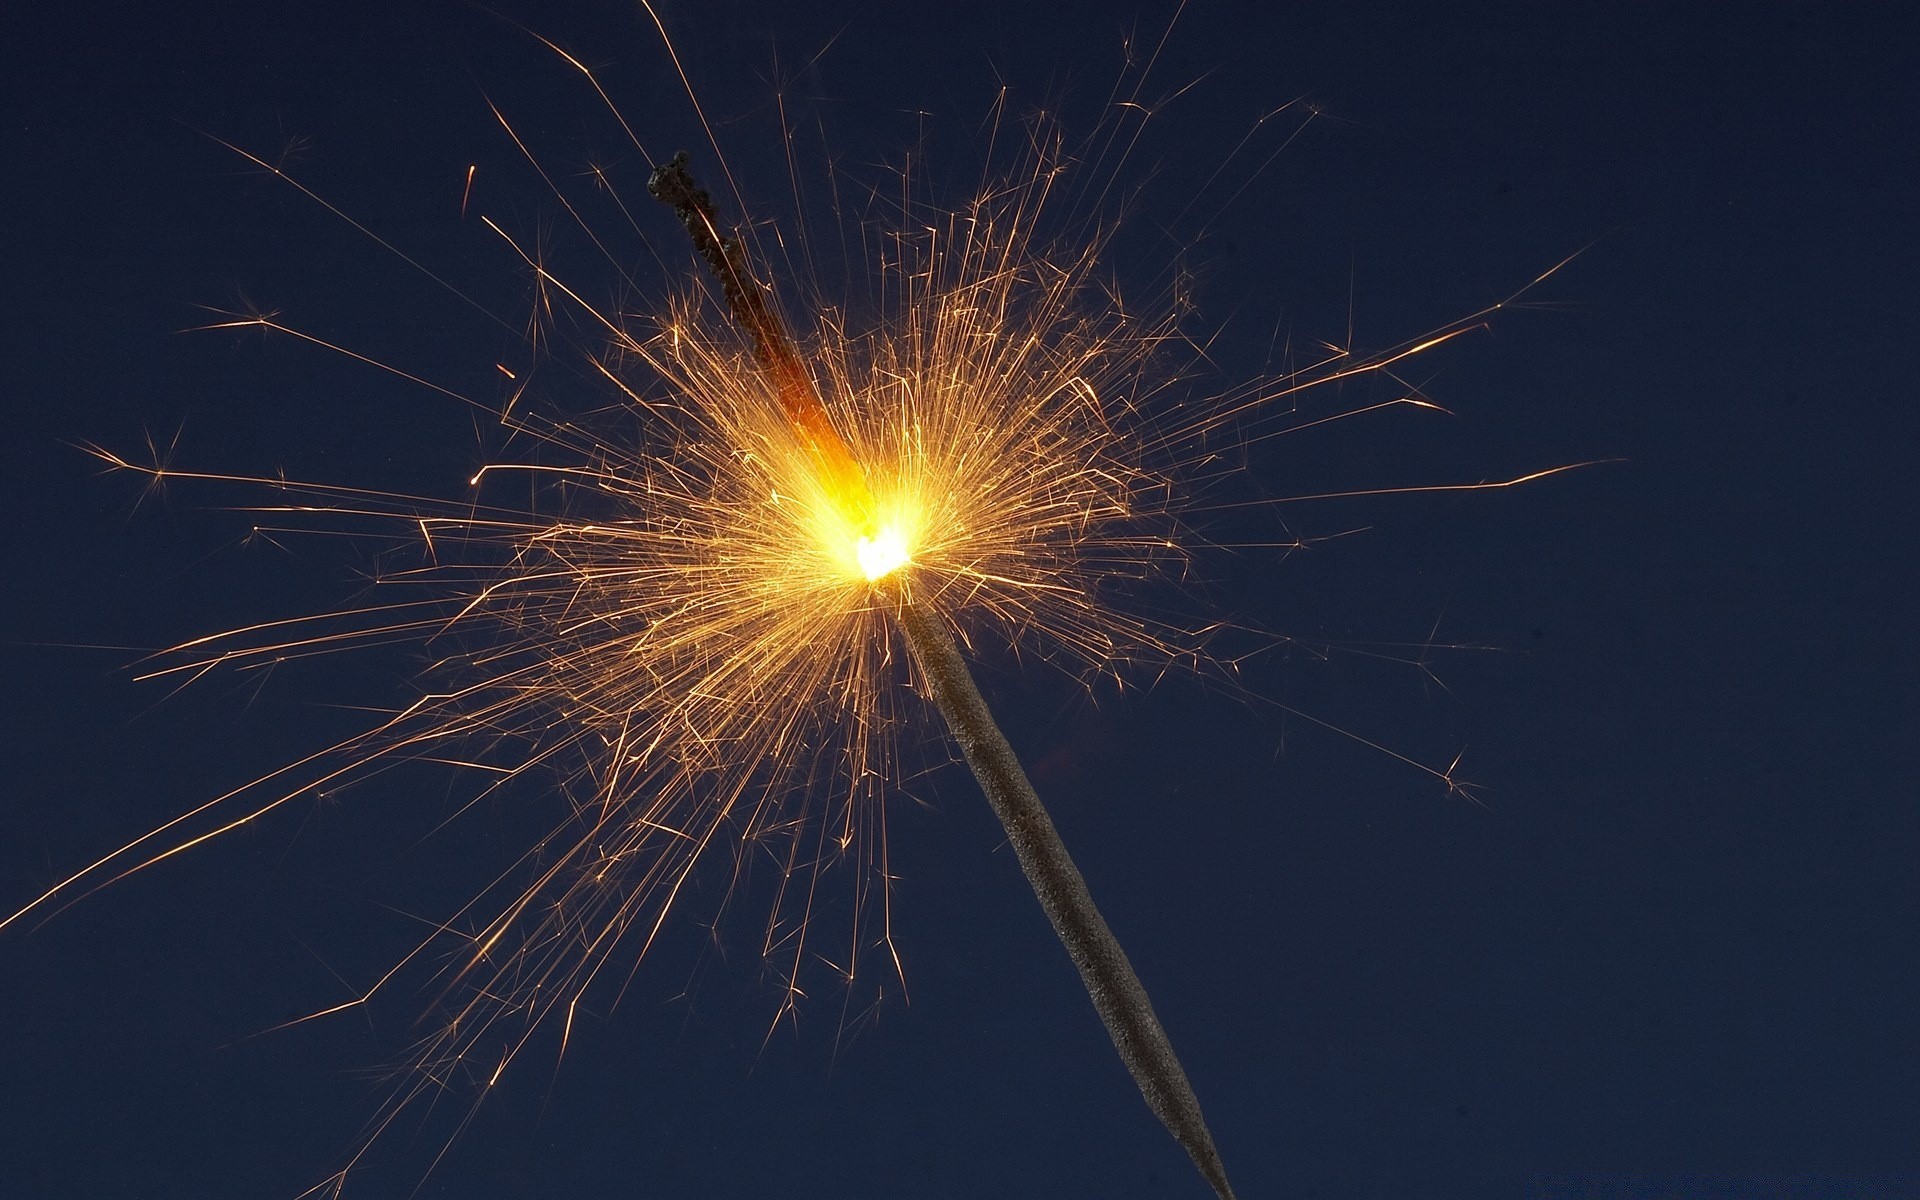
(2, 2), (1914, 1198)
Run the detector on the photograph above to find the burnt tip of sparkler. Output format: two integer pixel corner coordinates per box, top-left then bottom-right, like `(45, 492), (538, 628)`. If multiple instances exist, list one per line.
(647, 150), (736, 296)
(645, 150), (706, 217)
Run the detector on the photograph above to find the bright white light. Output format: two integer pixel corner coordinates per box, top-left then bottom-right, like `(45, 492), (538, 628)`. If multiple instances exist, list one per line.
(855, 525), (910, 581)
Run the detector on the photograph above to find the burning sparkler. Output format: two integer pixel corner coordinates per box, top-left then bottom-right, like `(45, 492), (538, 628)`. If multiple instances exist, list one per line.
(649, 149), (1235, 1196)
(5, 9), (1590, 1196)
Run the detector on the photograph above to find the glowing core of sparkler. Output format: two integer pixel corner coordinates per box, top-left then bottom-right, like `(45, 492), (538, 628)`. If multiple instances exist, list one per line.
(855, 523), (911, 581)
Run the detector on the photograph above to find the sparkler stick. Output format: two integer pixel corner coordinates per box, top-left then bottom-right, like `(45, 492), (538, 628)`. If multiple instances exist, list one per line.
(894, 598), (1238, 1200)
(647, 152), (875, 530)
(651, 154), (1238, 1200)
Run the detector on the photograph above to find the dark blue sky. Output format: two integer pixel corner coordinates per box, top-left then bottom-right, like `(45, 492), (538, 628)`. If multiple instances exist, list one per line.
(2, 2), (1913, 1198)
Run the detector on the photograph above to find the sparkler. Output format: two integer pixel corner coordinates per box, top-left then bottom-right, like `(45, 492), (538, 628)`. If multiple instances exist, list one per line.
(4, 11), (1591, 1196)
(649, 150), (1235, 1197)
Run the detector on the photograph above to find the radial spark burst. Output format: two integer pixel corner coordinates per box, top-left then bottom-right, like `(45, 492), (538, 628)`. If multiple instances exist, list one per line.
(9, 12), (1581, 1195)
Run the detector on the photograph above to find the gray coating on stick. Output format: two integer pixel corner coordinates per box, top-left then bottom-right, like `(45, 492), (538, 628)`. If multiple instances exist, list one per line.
(896, 599), (1238, 1200)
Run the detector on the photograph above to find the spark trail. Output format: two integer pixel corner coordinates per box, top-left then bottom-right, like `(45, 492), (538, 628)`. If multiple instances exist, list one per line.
(650, 152), (1236, 1199)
